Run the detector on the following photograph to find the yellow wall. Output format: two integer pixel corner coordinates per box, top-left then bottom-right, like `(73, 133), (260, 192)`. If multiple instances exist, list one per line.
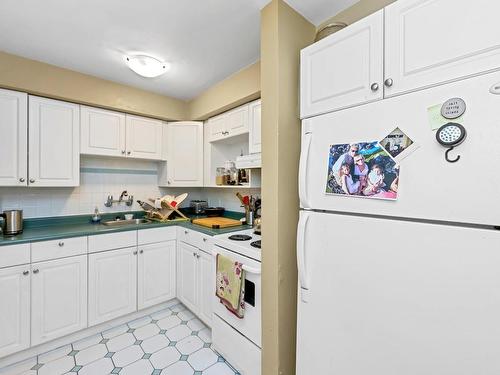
(317, 0), (396, 30)
(188, 61), (261, 120)
(260, 1), (315, 374)
(0, 51), (188, 121)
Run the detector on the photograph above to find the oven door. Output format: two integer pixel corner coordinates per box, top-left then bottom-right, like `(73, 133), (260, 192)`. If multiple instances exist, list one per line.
(212, 244), (261, 347)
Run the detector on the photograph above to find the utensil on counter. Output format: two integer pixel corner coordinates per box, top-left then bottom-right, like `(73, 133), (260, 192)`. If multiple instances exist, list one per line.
(1, 209), (23, 236)
(204, 207), (225, 217)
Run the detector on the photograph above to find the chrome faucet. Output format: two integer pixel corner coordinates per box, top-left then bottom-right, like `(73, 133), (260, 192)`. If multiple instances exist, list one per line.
(104, 191), (134, 207)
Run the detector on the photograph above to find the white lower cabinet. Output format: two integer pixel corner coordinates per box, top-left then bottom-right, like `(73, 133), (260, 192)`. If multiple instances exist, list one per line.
(177, 242), (199, 313)
(177, 240), (214, 327)
(31, 255), (87, 346)
(0, 265), (30, 358)
(138, 241), (176, 310)
(88, 247), (138, 326)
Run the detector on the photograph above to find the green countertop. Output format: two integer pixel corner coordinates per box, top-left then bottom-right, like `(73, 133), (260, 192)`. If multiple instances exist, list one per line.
(0, 211), (250, 247)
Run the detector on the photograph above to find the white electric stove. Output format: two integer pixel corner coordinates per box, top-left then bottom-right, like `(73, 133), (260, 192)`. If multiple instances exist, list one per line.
(212, 228), (262, 375)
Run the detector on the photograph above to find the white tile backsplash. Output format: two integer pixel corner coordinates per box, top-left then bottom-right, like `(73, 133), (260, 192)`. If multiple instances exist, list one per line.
(0, 157), (260, 218)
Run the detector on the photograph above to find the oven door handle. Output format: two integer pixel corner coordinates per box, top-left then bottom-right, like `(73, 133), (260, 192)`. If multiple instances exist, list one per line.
(212, 251), (261, 275)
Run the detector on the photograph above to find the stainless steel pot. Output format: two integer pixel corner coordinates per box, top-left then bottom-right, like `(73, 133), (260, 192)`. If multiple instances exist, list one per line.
(1, 209), (23, 235)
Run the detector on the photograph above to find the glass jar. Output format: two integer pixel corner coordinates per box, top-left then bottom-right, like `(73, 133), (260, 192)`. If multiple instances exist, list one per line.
(216, 167), (226, 186)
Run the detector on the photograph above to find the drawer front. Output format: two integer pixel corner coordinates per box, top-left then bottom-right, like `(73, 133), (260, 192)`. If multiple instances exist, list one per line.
(0, 243), (30, 268)
(177, 227), (212, 253)
(32, 236), (87, 262)
(88, 231), (137, 253)
(138, 227), (177, 245)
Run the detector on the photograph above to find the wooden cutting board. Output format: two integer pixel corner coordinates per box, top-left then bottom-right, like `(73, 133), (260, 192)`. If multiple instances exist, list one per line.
(192, 217), (242, 229)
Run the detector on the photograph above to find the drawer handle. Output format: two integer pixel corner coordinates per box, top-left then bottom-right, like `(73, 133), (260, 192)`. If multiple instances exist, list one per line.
(33, 269), (39, 274)
(23, 270), (29, 276)
(58, 241), (64, 247)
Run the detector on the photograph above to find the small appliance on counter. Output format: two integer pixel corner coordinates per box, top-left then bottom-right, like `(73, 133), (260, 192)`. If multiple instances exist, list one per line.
(189, 200), (208, 214)
(204, 207), (225, 217)
(1, 209), (23, 236)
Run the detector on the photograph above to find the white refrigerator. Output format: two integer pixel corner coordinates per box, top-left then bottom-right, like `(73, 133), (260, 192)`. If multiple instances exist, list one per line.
(296, 71), (500, 375)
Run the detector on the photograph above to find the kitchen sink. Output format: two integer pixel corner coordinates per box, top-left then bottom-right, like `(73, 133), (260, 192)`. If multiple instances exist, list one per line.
(101, 218), (151, 227)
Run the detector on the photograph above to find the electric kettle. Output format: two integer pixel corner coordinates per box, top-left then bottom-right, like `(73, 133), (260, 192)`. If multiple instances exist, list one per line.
(1, 210), (23, 235)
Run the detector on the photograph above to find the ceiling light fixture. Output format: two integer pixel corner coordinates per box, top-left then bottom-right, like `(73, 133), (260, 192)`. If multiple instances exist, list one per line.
(125, 55), (169, 78)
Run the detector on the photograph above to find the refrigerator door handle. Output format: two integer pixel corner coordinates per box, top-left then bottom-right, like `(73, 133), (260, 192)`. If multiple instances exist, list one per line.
(299, 130), (312, 209)
(297, 210), (311, 302)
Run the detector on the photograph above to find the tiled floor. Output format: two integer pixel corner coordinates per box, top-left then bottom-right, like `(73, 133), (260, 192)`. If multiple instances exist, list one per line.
(1, 300), (239, 375)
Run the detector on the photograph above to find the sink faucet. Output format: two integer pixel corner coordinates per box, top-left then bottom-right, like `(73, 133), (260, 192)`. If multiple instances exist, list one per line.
(119, 191), (128, 202)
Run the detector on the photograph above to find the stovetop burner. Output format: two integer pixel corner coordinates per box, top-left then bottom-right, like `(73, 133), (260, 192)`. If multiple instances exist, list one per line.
(228, 234), (252, 241)
(250, 240), (261, 249)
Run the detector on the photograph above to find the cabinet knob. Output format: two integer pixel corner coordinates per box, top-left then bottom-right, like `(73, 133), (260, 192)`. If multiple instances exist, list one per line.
(58, 241), (64, 247)
(139, 250), (144, 254)
(167, 180), (171, 185)
(384, 78), (394, 87)
(19, 177), (25, 183)
(196, 254), (200, 259)
(23, 270), (29, 276)
(193, 252), (196, 257)
(33, 269), (39, 274)
(203, 238), (207, 242)
(133, 250), (138, 255)
(127, 151), (131, 155)
(29, 178), (35, 183)
(121, 150), (126, 154)
(370, 83), (379, 92)
(184, 230), (188, 234)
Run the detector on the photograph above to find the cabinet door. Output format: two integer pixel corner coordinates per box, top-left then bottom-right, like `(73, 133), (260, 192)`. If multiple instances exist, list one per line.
(0, 89), (28, 186)
(248, 100), (261, 154)
(81, 106), (126, 157)
(0, 265), (30, 357)
(226, 105), (249, 137)
(138, 241), (176, 310)
(385, 0), (500, 97)
(125, 115), (163, 160)
(177, 241), (199, 313)
(28, 96), (80, 187)
(300, 10), (384, 118)
(31, 255), (87, 345)
(198, 250), (214, 327)
(88, 247), (137, 326)
(161, 122), (203, 187)
(207, 115), (226, 142)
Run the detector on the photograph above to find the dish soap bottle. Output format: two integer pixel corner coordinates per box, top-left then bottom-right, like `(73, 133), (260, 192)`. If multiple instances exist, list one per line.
(91, 207), (101, 224)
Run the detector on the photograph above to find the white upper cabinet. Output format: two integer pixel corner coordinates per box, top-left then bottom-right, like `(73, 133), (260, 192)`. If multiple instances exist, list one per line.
(126, 115), (163, 160)
(207, 104), (249, 142)
(31, 255), (87, 346)
(81, 106), (126, 157)
(0, 89), (28, 187)
(138, 241), (176, 310)
(248, 100), (261, 154)
(300, 10), (384, 118)
(28, 96), (80, 187)
(0, 264), (30, 358)
(159, 121), (203, 187)
(385, 0), (500, 97)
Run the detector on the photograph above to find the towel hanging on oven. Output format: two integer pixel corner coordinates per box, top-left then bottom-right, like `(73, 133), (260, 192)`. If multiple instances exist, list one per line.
(216, 253), (246, 318)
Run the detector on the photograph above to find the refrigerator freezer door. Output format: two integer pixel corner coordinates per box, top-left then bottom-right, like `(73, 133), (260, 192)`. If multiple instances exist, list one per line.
(296, 211), (500, 375)
(300, 70), (500, 226)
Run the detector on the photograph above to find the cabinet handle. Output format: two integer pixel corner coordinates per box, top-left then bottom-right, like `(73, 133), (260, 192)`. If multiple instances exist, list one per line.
(19, 177), (25, 183)
(58, 241), (64, 247)
(203, 238), (207, 242)
(23, 270), (29, 276)
(127, 151), (131, 155)
(33, 269), (39, 274)
(196, 254), (200, 259)
(139, 250), (144, 254)
(184, 230), (188, 234)
(133, 250), (138, 255)
(193, 252), (196, 257)
(29, 178), (35, 183)
(121, 150), (126, 155)
(384, 78), (394, 87)
(370, 83), (379, 92)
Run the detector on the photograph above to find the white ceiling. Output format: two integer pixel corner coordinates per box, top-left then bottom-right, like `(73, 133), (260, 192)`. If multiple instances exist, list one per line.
(0, 0), (356, 100)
